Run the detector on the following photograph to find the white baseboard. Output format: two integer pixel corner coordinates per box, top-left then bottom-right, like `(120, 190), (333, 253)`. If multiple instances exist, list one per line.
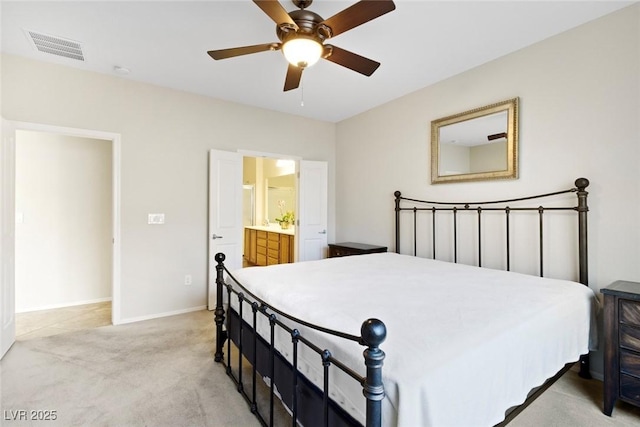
(16, 297), (113, 314)
(116, 305), (207, 325)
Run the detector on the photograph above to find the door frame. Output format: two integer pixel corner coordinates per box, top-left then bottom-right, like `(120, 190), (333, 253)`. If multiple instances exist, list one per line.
(237, 149), (301, 259)
(10, 121), (122, 324)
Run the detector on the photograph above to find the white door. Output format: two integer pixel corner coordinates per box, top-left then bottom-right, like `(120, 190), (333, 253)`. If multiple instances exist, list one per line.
(297, 160), (328, 261)
(207, 149), (243, 309)
(1, 119), (16, 358)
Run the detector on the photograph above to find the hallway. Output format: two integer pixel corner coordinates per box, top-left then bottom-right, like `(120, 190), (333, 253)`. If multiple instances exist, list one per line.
(16, 301), (111, 340)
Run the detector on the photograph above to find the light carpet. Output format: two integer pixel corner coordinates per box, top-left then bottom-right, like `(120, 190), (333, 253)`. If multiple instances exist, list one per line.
(1, 310), (259, 427)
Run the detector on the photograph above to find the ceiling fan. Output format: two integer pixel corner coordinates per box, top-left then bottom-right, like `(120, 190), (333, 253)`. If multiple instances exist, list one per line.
(207, 0), (396, 91)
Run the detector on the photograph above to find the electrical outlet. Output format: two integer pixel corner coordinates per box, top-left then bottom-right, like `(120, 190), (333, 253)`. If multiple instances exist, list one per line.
(184, 275), (192, 286)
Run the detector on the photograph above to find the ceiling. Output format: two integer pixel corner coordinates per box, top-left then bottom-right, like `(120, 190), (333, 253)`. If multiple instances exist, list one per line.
(1, 1), (634, 123)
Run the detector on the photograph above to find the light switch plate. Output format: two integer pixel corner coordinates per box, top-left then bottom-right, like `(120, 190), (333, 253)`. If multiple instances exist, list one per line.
(148, 213), (165, 225)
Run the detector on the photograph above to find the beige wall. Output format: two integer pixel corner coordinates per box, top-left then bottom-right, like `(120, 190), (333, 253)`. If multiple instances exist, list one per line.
(15, 130), (112, 312)
(336, 5), (639, 375)
(1, 55), (336, 322)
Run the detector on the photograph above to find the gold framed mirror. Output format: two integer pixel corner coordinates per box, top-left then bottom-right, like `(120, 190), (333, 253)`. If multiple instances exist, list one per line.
(431, 97), (519, 184)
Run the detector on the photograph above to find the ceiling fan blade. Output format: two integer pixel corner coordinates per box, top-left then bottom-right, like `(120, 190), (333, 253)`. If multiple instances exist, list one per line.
(319, 0), (395, 38)
(208, 43), (280, 60)
(284, 64), (303, 91)
(487, 132), (507, 141)
(323, 45), (380, 76)
(253, 0), (299, 30)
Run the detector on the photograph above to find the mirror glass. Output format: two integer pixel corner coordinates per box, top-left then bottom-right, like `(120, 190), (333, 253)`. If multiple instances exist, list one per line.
(266, 173), (295, 224)
(431, 98), (518, 184)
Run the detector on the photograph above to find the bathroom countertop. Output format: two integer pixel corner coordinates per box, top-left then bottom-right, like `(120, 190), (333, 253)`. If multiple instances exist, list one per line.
(245, 225), (295, 236)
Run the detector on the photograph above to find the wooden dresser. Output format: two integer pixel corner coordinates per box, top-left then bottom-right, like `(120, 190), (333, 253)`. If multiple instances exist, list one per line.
(244, 227), (294, 266)
(328, 242), (387, 258)
(601, 280), (640, 415)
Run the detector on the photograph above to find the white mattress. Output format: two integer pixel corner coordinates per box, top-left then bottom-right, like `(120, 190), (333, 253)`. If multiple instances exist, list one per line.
(228, 252), (598, 427)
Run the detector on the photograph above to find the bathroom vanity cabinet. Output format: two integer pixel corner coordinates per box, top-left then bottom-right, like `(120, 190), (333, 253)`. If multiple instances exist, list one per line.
(244, 226), (294, 266)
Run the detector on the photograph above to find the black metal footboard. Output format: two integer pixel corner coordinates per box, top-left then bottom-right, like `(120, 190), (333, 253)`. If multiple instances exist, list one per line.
(214, 253), (386, 427)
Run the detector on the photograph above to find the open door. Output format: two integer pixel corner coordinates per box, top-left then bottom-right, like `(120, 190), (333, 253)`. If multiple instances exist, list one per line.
(207, 149), (243, 309)
(297, 160), (328, 261)
(1, 119), (16, 358)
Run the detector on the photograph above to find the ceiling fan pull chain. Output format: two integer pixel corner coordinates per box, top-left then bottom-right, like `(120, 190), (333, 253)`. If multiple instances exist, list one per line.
(300, 77), (305, 107)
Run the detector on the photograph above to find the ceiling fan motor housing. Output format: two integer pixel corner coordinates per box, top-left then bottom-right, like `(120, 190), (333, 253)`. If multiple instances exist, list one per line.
(276, 9), (329, 42)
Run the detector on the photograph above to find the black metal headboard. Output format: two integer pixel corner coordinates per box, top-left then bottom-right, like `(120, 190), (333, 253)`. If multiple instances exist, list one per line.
(394, 178), (590, 285)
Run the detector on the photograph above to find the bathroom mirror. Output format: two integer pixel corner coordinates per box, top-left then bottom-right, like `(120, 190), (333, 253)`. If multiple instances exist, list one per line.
(431, 97), (519, 184)
(266, 174), (295, 224)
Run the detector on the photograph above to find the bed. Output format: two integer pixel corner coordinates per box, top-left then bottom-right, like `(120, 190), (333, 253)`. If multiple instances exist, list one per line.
(213, 178), (597, 427)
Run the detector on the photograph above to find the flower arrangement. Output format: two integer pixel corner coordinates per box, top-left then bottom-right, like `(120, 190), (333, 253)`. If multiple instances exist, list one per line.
(275, 200), (295, 229)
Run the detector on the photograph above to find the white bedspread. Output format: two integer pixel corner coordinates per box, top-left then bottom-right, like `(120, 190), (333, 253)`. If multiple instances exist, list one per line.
(229, 252), (598, 427)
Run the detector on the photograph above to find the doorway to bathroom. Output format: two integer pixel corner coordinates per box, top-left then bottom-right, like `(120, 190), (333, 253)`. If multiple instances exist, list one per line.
(242, 156), (297, 267)
(207, 149), (328, 309)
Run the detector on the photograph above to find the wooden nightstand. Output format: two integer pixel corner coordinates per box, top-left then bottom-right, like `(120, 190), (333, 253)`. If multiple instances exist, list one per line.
(328, 242), (387, 258)
(601, 280), (640, 415)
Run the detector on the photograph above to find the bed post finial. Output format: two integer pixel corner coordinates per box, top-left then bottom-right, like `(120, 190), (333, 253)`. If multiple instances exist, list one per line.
(214, 252), (227, 363)
(361, 318), (386, 427)
(395, 191), (402, 254)
(575, 177), (589, 191)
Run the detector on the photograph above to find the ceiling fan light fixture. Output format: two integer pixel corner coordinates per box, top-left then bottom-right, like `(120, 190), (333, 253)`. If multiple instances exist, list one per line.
(282, 37), (322, 68)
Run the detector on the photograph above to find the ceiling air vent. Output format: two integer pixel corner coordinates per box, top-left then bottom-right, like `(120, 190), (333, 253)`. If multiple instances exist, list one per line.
(25, 29), (85, 61)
